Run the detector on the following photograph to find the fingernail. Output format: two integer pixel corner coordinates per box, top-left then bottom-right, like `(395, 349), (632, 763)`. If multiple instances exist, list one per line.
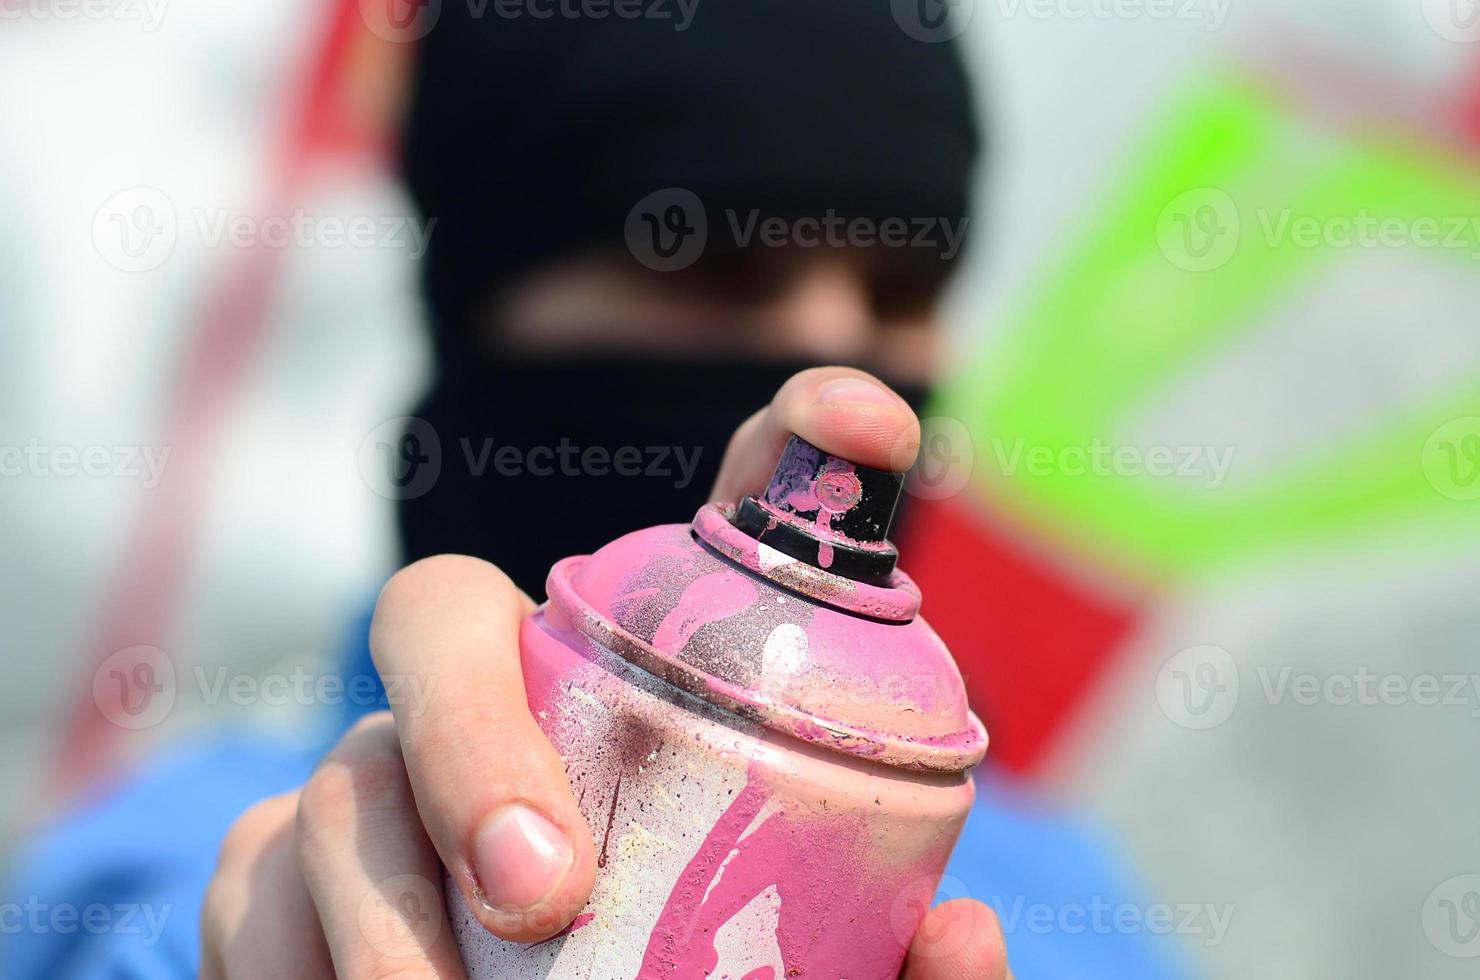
(816, 378), (898, 407)
(473, 805), (574, 912)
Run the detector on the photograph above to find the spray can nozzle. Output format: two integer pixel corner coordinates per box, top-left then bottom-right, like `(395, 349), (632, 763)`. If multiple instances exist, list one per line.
(731, 435), (905, 587)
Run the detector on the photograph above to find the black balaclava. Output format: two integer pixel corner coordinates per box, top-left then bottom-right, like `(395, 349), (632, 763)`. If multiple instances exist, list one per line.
(397, 0), (981, 596)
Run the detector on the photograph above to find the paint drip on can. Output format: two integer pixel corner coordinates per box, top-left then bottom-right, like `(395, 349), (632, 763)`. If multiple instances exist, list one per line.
(450, 434), (987, 979)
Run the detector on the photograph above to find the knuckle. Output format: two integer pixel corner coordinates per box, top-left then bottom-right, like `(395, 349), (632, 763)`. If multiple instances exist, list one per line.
(298, 763), (357, 837)
(216, 793), (294, 869)
(297, 725), (411, 846)
(376, 554), (508, 615)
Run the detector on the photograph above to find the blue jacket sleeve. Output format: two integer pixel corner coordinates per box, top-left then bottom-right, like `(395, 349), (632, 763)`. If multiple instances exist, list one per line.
(0, 738), (318, 980)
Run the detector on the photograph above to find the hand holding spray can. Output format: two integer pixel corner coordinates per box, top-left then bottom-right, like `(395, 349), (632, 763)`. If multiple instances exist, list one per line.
(449, 434), (987, 978)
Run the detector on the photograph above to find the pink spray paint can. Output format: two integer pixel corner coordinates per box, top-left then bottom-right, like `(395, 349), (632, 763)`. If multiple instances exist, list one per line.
(449, 435), (987, 978)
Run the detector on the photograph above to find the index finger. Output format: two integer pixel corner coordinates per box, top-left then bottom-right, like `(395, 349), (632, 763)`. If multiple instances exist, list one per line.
(710, 366), (923, 504)
(370, 554), (599, 943)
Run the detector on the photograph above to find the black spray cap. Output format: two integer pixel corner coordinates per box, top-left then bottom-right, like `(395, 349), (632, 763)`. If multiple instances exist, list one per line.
(731, 435), (904, 587)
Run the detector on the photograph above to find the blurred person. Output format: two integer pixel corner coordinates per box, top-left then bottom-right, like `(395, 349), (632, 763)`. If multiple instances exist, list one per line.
(393, 0), (973, 593)
(2, 2), (1182, 978)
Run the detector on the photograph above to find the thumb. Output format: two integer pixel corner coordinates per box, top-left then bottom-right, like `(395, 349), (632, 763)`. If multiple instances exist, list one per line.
(710, 366), (920, 505)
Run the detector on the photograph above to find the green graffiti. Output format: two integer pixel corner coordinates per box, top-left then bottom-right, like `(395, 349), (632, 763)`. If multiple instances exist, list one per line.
(939, 75), (1480, 576)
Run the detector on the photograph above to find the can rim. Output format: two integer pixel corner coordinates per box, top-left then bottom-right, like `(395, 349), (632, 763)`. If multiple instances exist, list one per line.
(545, 553), (988, 773)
